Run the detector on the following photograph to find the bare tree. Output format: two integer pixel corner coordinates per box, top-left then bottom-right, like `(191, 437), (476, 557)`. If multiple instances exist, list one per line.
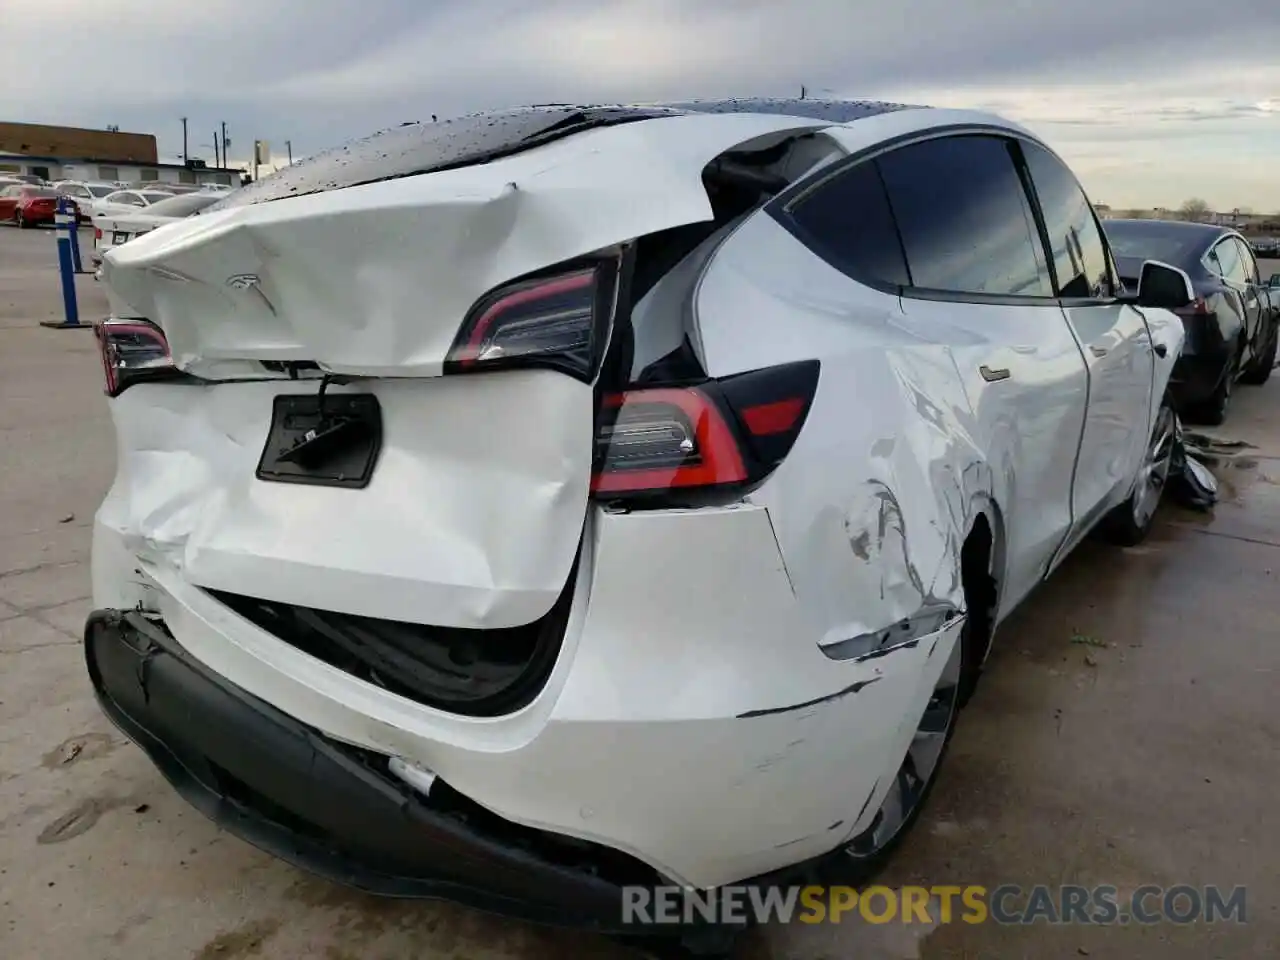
(1179, 198), (1211, 221)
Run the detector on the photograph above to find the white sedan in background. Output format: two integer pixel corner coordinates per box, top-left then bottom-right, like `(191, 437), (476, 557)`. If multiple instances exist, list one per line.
(86, 188), (176, 220)
(92, 190), (223, 264)
(52, 181), (120, 220)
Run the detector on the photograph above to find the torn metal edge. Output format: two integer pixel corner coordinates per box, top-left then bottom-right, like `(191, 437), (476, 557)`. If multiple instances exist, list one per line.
(819, 606), (964, 663)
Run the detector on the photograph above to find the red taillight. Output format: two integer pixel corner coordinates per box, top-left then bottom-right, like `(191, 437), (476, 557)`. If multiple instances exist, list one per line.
(94, 319), (173, 396)
(591, 387), (748, 494)
(740, 397), (805, 436)
(591, 359), (820, 500)
(94, 227), (102, 240)
(445, 259), (619, 381)
(1175, 297), (1210, 316)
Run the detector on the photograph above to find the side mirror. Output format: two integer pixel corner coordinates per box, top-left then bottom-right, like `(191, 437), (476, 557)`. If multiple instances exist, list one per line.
(1268, 273), (1280, 288)
(1122, 260), (1196, 310)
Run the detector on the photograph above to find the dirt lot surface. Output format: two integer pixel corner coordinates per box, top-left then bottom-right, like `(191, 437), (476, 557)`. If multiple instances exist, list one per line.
(1, 228), (1276, 959)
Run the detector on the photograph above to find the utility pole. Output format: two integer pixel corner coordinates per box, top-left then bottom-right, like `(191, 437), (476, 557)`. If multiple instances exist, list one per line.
(800, 85), (807, 99)
(286, 140), (293, 165)
(220, 122), (229, 169)
(213, 130), (220, 167)
(181, 117), (188, 162)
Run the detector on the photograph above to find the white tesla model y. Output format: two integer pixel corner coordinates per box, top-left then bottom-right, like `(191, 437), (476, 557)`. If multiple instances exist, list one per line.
(87, 99), (1191, 956)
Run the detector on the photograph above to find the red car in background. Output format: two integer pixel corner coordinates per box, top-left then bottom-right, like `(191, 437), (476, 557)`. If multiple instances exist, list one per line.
(0, 185), (79, 228)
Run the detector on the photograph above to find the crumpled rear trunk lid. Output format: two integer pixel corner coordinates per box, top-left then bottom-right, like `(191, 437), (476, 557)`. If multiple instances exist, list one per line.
(96, 111), (831, 642)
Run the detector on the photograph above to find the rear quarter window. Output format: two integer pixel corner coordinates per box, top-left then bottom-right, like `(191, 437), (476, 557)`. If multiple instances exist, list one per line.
(783, 160), (909, 287)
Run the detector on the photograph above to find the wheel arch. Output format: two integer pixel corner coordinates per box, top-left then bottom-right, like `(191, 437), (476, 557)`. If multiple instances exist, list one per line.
(959, 499), (1004, 696)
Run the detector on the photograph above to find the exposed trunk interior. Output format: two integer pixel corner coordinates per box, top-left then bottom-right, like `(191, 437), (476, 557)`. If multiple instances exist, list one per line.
(208, 562), (576, 716)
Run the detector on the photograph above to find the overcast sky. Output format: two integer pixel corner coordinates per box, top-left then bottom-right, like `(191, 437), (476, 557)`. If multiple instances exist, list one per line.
(5, 0), (1280, 210)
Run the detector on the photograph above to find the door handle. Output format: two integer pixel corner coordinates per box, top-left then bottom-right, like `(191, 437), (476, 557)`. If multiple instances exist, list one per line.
(1089, 345), (1109, 358)
(1154, 343), (1168, 358)
(979, 365), (1010, 382)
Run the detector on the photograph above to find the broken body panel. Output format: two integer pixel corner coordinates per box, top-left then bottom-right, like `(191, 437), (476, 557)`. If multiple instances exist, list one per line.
(91, 103), (1181, 895)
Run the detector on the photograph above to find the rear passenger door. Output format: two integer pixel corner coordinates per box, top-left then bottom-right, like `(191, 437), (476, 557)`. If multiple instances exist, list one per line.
(1230, 235), (1267, 361)
(1019, 141), (1155, 563)
(873, 134), (1091, 615)
(1205, 237), (1258, 364)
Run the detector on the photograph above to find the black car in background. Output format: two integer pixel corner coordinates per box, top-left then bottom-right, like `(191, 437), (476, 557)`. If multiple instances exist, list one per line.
(1105, 219), (1278, 424)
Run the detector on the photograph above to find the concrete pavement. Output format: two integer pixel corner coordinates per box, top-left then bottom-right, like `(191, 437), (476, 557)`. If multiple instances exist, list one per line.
(1, 225), (1276, 959)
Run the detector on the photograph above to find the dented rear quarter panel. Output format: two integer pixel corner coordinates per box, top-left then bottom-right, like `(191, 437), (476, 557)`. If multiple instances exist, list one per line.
(694, 211), (994, 660)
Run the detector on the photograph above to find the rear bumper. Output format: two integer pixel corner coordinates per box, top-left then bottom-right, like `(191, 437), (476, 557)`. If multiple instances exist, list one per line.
(1168, 349), (1230, 409)
(85, 608), (646, 932)
(92, 498), (959, 891)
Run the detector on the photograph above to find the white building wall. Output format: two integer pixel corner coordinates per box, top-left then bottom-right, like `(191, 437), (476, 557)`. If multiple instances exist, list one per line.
(2, 154), (237, 187)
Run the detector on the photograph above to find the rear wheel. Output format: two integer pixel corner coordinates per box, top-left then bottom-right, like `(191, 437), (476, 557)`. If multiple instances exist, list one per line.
(1240, 319), (1278, 385)
(1099, 397), (1176, 547)
(819, 622), (967, 885)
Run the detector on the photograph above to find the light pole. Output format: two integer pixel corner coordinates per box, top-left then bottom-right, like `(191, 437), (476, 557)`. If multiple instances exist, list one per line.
(181, 117), (188, 162)
(286, 140), (293, 165)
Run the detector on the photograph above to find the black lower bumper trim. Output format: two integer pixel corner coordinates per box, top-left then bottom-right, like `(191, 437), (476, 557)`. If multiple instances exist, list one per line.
(83, 609), (653, 934)
(1168, 350), (1231, 409)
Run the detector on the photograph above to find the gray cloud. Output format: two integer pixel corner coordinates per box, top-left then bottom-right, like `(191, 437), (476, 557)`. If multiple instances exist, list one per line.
(3, 0), (1279, 206)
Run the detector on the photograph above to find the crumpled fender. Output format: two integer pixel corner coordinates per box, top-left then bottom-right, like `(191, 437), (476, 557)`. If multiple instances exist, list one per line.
(101, 114), (833, 379)
(693, 210), (997, 661)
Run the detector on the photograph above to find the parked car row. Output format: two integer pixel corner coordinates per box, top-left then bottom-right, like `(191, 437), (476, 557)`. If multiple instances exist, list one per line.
(91, 190), (225, 276)
(1249, 236), (1280, 257)
(0, 184), (81, 227)
(2, 175), (239, 227)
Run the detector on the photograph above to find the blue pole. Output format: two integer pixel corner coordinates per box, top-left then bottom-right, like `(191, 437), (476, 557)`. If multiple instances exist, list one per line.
(68, 202), (83, 273)
(45, 198), (81, 329)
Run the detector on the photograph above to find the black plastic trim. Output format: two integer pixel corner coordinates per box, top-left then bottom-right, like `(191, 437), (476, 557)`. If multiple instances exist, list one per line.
(255, 392), (383, 489)
(83, 609), (647, 931)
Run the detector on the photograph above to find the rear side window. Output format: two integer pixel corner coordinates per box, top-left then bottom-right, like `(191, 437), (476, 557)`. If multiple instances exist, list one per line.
(1020, 141), (1113, 299)
(1232, 237), (1258, 283)
(1212, 238), (1244, 283)
(876, 135), (1053, 297)
(786, 161), (909, 287)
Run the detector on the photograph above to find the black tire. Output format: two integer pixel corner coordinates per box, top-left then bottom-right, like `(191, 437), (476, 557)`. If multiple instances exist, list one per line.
(817, 620), (970, 888)
(1239, 319), (1278, 385)
(1099, 397), (1176, 547)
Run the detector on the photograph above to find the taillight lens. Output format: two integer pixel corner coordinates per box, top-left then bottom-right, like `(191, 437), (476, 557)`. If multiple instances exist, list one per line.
(94, 227), (102, 241)
(95, 318), (174, 396)
(445, 258), (620, 382)
(592, 359), (820, 501)
(592, 388), (748, 494)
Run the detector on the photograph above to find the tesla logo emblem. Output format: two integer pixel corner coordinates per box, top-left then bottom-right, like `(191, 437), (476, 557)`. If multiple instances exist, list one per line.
(226, 274), (260, 290)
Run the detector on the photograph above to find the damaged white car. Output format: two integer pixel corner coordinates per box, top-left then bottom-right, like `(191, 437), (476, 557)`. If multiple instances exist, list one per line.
(87, 99), (1192, 956)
